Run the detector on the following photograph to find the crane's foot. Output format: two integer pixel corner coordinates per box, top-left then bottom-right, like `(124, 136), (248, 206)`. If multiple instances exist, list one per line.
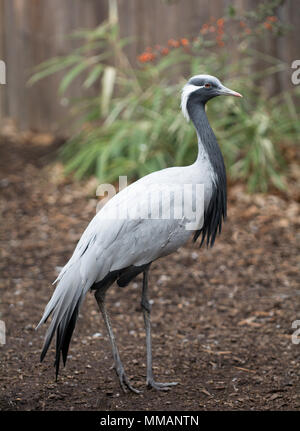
(115, 364), (141, 394)
(147, 378), (179, 391)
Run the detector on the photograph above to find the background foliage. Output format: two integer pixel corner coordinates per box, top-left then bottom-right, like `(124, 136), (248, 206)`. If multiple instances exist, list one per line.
(29, 1), (299, 192)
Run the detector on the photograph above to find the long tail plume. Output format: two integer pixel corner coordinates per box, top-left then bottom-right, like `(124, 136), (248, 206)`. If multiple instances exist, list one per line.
(37, 265), (91, 379)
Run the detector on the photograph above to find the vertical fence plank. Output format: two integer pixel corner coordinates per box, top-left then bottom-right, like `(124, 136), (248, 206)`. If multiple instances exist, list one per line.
(0, 0), (7, 119)
(1, 0), (108, 132)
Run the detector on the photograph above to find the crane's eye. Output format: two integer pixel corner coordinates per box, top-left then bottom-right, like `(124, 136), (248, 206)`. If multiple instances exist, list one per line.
(204, 83), (211, 88)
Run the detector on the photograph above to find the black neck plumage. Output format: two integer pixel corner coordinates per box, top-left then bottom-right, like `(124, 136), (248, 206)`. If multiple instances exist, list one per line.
(187, 99), (227, 247)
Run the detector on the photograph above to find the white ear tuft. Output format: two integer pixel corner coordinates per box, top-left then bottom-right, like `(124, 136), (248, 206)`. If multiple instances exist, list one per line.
(181, 84), (201, 122)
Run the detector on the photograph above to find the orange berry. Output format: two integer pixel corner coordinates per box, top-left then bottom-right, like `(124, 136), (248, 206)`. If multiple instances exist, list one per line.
(267, 16), (277, 22)
(180, 38), (189, 46)
(138, 52), (156, 63)
(264, 21), (272, 30)
(137, 53), (145, 62)
(168, 39), (180, 47)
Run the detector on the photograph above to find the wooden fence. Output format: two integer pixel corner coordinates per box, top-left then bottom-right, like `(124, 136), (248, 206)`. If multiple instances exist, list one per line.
(0, 0), (299, 132)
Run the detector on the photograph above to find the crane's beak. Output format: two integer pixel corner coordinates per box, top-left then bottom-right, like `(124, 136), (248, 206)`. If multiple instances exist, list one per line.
(219, 85), (243, 98)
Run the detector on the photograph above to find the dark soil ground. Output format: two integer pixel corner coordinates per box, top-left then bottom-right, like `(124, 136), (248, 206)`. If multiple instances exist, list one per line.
(0, 133), (299, 411)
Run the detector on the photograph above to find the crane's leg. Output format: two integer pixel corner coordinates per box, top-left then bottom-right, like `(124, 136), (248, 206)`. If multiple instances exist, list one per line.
(95, 288), (140, 394)
(142, 267), (178, 390)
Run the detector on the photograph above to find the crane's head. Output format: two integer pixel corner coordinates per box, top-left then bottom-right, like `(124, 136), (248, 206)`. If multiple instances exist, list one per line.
(181, 74), (242, 121)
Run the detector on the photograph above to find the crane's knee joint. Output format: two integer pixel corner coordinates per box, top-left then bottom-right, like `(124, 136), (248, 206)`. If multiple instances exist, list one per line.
(141, 298), (151, 313)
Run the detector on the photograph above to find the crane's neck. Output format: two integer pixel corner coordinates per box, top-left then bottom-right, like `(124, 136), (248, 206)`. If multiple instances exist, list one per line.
(187, 98), (227, 246)
(187, 100), (226, 186)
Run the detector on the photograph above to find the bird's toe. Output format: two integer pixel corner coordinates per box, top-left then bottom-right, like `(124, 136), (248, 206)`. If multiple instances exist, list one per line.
(147, 378), (179, 391)
(123, 375), (141, 394)
(116, 367), (141, 394)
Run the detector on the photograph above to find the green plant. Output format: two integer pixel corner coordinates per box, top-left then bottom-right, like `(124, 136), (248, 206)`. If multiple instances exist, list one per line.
(29, 0), (299, 192)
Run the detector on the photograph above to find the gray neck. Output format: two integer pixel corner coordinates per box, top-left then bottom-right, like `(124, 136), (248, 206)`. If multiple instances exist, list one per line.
(188, 101), (224, 175)
(187, 98), (227, 247)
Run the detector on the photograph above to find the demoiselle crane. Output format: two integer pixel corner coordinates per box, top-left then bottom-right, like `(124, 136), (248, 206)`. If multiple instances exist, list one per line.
(37, 75), (242, 393)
